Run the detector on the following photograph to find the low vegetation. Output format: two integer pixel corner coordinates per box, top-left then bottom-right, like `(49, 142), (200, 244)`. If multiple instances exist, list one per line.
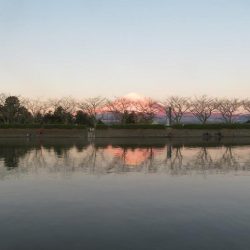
(0, 124), (86, 129)
(172, 123), (250, 129)
(96, 124), (166, 129)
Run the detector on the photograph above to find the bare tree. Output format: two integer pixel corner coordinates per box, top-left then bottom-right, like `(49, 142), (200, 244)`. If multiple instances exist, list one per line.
(0, 93), (8, 106)
(21, 98), (40, 116)
(0, 93), (8, 122)
(78, 97), (106, 127)
(243, 99), (250, 113)
(21, 98), (50, 117)
(58, 97), (77, 114)
(160, 96), (190, 124)
(47, 98), (62, 112)
(37, 100), (51, 117)
(107, 97), (159, 124)
(106, 97), (133, 123)
(216, 98), (242, 124)
(47, 97), (76, 115)
(189, 96), (217, 124)
(135, 98), (159, 123)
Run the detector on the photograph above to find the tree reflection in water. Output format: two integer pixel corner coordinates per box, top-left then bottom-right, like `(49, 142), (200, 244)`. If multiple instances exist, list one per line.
(0, 140), (250, 178)
(0, 146), (27, 170)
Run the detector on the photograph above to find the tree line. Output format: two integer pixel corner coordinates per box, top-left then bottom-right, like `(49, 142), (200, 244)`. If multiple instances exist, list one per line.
(0, 93), (250, 126)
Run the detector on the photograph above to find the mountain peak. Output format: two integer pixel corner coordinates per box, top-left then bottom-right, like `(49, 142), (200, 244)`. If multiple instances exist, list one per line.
(123, 93), (145, 101)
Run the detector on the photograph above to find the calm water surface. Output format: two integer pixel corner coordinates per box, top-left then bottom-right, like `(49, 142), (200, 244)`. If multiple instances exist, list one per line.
(0, 138), (250, 250)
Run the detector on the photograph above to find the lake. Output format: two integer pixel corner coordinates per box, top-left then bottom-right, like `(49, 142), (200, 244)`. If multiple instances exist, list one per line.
(0, 138), (250, 250)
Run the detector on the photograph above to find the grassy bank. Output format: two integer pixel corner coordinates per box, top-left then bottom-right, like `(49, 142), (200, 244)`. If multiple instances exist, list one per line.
(0, 123), (250, 130)
(0, 124), (86, 129)
(96, 123), (250, 130)
(172, 124), (250, 129)
(96, 124), (166, 129)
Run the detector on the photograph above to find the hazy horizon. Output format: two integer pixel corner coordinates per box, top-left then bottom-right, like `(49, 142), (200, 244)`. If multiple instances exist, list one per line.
(1, 0), (250, 99)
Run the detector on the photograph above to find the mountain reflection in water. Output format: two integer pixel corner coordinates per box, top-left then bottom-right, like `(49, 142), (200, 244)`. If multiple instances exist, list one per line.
(1, 138), (250, 179)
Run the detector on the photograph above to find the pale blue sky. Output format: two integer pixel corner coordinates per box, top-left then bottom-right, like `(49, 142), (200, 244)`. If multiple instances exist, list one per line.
(0, 0), (250, 99)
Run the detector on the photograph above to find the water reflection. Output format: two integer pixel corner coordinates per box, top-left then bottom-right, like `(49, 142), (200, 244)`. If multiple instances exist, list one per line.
(0, 138), (250, 179)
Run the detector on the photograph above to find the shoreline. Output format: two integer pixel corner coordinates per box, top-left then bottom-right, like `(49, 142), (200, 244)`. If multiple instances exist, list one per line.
(94, 128), (250, 138)
(0, 129), (87, 138)
(1, 128), (250, 138)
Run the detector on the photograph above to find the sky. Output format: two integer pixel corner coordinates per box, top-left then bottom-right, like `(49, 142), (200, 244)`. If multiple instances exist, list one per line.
(0, 0), (250, 99)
